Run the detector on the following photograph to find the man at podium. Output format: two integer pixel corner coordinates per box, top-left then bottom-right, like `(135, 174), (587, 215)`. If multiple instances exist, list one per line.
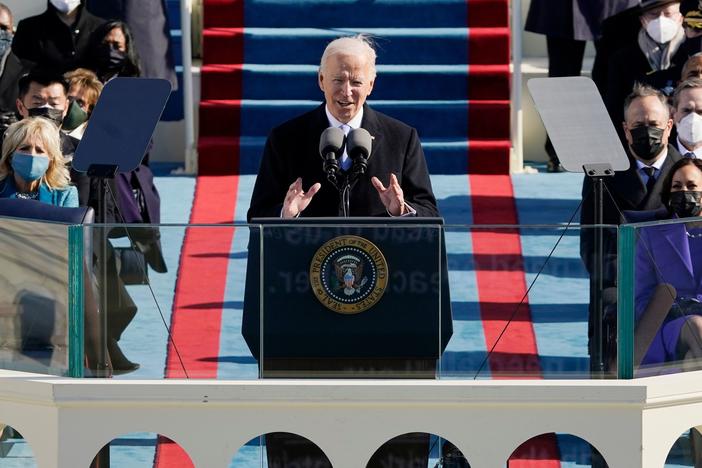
(247, 34), (438, 220)
(245, 35), (464, 468)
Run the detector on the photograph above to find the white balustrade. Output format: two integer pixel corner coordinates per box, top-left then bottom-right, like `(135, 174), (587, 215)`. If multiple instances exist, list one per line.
(0, 369), (701, 467)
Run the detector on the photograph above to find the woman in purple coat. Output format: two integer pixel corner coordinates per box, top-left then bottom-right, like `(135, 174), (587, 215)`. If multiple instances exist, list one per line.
(635, 157), (702, 366)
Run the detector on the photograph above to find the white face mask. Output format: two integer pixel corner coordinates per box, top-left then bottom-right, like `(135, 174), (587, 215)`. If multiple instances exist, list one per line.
(678, 112), (702, 147)
(49, 0), (81, 14)
(645, 15), (681, 44)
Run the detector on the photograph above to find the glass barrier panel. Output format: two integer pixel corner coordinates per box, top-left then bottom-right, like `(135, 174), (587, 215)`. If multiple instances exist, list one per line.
(258, 221), (444, 378)
(82, 223), (260, 380)
(439, 224), (618, 380)
(75, 222), (620, 381)
(0, 216), (80, 376)
(620, 218), (702, 378)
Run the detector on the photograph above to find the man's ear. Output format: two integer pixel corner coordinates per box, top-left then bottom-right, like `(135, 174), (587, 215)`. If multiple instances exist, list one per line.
(15, 98), (26, 118)
(622, 121), (633, 144)
(318, 72), (325, 93)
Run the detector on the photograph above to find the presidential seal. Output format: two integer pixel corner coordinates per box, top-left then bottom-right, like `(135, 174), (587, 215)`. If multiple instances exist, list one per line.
(310, 235), (388, 314)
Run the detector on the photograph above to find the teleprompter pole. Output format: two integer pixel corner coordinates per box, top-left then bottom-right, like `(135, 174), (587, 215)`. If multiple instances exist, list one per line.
(583, 163), (614, 377)
(87, 163), (119, 468)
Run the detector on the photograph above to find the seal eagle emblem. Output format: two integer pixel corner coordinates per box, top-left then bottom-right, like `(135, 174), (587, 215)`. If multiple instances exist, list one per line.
(310, 235), (388, 314)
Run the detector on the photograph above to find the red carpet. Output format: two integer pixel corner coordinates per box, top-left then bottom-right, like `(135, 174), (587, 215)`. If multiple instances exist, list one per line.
(155, 176), (239, 467)
(469, 174), (561, 466)
(152, 436), (195, 467)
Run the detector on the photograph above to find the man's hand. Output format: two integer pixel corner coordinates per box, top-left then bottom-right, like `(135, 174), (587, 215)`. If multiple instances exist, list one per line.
(371, 173), (406, 216)
(282, 177), (321, 219)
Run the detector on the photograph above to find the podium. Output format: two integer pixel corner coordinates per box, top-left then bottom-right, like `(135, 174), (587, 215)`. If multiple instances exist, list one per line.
(242, 217), (453, 378)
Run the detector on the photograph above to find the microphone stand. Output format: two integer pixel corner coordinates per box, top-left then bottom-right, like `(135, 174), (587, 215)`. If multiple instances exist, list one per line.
(337, 157), (368, 217)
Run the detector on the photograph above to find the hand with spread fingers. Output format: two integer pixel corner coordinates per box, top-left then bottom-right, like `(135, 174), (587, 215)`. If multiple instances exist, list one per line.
(282, 177), (321, 219)
(371, 173), (406, 216)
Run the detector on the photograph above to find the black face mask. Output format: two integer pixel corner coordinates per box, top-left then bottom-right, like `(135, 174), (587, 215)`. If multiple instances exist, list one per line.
(98, 44), (127, 72)
(629, 125), (666, 161)
(669, 191), (702, 218)
(27, 106), (64, 127)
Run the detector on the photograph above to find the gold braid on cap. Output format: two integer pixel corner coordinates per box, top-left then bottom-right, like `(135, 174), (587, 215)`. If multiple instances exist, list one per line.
(685, 10), (702, 30)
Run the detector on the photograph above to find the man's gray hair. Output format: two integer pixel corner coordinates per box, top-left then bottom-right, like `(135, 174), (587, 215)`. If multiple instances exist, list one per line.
(319, 35), (377, 78)
(673, 77), (702, 109)
(623, 82), (670, 121)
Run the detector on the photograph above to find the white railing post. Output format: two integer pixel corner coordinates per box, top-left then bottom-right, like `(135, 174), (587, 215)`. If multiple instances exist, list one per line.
(181, 0), (198, 174)
(510, 0), (524, 173)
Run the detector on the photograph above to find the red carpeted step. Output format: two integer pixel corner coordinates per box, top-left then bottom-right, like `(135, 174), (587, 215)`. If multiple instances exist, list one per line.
(200, 65), (243, 100)
(468, 100), (511, 140)
(468, 65), (510, 100)
(468, 0), (509, 28)
(202, 27), (244, 64)
(468, 140), (511, 174)
(468, 27), (510, 65)
(203, 0), (243, 29)
(199, 100), (241, 136)
(197, 136), (240, 174)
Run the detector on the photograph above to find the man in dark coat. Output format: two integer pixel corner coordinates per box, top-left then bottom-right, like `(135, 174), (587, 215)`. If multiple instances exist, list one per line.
(11, 0), (104, 73)
(247, 37), (438, 221)
(605, 0), (688, 128)
(581, 84), (682, 275)
(247, 34), (454, 468)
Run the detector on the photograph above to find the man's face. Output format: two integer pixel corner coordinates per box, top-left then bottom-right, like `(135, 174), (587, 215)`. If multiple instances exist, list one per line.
(16, 82), (68, 119)
(318, 53), (375, 124)
(623, 95), (673, 159)
(674, 87), (702, 124)
(640, 3), (682, 28)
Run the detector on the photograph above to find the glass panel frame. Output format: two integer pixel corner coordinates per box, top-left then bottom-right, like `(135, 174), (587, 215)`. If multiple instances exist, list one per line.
(619, 217), (702, 379)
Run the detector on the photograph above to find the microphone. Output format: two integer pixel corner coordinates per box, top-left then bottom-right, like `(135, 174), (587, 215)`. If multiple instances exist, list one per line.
(319, 127), (345, 185)
(347, 128), (373, 175)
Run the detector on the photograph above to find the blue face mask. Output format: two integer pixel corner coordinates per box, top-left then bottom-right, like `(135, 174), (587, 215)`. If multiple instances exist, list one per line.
(0, 30), (13, 58)
(11, 152), (49, 182)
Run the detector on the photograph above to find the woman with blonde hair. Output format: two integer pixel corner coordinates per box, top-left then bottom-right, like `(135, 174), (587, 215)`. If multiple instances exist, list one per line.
(0, 117), (77, 206)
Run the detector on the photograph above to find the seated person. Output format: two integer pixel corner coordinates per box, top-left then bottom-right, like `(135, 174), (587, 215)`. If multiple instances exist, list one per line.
(681, 53), (702, 80)
(63, 68), (102, 138)
(0, 117), (77, 206)
(635, 157), (702, 367)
